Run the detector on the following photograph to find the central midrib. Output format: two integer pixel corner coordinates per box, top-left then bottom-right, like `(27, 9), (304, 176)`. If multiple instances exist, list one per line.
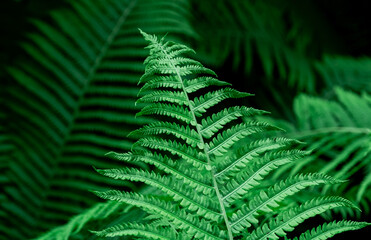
(159, 44), (234, 239)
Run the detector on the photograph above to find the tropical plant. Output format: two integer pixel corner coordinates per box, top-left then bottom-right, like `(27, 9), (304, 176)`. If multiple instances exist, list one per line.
(91, 31), (369, 239)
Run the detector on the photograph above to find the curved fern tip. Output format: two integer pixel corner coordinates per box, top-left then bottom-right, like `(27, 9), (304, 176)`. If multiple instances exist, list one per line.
(139, 28), (157, 43)
(138, 28), (145, 36)
(338, 178), (350, 183)
(89, 190), (103, 197)
(89, 230), (106, 237)
(92, 166), (104, 175)
(347, 201), (362, 212)
(104, 151), (117, 156)
(355, 205), (363, 212)
(104, 152), (112, 156)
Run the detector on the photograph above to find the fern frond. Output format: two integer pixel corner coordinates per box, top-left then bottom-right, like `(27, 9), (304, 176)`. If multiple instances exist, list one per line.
(221, 150), (308, 204)
(96, 168), (221, 220)
(208, 121), (278, 156)
(95, 32), (368, 240)
(193, 88), (252, 116)
(134, 137), (208, 169)
(230, 174), (343, 231)
(137, 90), (189, 106)
(185, 77), (231, 94)
(201, 107), (266, 139)
(316, 55), (371, 93)
(35, 201), (136, 240)
(139, 76), (230, 95)
(291, 220), (371, 240)
(267, 87), (371, 216)
(192, 0), (320, 92)
(246, 197), (358, 239)
(108, 151), (214, 194)
(137, 103), (196, 125)
(130, 122), (200, 147)
(139, 76), (181, 94)
(95, 191), (225, 240)
(1, 0), (197, 238)
(94, 222), (181, 240)
(216, 138), (300, 180)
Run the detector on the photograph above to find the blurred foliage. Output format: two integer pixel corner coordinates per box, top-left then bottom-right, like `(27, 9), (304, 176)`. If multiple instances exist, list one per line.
(0, 0), (370, 239)
(254, 88), (371, 217)
(1, 0), (194, 238)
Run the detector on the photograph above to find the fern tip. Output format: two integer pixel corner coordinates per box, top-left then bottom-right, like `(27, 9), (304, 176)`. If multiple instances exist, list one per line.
(105, 151), (117, 156)
(88, 230), (99, 235)
(88, 190), (101, 197)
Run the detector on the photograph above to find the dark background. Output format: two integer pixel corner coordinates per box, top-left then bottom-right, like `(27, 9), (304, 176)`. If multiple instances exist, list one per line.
(1, 0), (371, 239)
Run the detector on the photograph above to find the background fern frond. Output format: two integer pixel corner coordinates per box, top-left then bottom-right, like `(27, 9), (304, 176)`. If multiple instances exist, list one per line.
(191, 0), (331, 93)
(290, 220), (371, 240)
(259, 88), (371, 217)
(0, 0), (196, 238)
(316, 56), (371, 93)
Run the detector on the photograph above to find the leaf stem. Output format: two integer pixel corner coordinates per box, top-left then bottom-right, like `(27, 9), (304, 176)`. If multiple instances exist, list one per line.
(158, 43), (234, 239)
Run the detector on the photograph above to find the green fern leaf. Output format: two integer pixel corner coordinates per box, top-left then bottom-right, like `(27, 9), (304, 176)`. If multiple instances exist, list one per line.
(97, 168), (221, 220)
(94, 222), (182, 239)
(109, 151), (213, 195)
(246, 197), (358, 240)
(290, 220), (371, 240)
(201, 107), (267, 139)
(193, 88), (252, 116)
(137, 103), (197, 125)
(0, 0), (197, 238)
(130, 122), (200, 147)
(220, 150), (308, 205)
(137, 90), (189, 106)
(216, 138), (300, 180)
(230, 174), (343, 231)
(208, 122), (278, 156)
(94, 31), (368, 240)
(95, 191), (225, 240)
